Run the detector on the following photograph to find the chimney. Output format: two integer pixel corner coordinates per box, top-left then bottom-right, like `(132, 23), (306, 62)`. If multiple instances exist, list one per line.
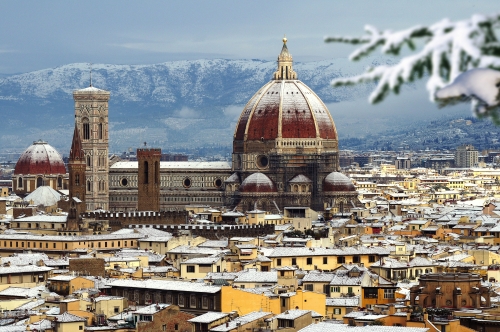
(388, 304), (396, 315)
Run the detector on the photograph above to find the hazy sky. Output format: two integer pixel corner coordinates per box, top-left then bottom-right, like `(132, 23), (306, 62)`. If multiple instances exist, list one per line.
(1, 1), (498, 74)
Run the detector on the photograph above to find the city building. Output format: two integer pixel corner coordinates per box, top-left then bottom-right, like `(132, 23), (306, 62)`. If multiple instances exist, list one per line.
(226, 37), (360, 212)
(410, 273), (491, 309)
(455, 144), (479, 168)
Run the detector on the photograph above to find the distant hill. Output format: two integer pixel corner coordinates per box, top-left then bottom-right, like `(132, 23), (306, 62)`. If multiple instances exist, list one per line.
(2, 58), (498, 157)
(341, 116), (500, 152)
(0, 58), (375, 154)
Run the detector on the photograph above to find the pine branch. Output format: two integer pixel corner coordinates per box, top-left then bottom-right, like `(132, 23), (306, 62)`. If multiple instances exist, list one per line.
(325, 12), (500, 107)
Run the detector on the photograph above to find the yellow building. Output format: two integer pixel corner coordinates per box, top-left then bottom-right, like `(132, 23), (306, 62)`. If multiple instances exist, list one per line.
(47, 275), (95, 296)
(267, 247), (389, 271)
(220, 286), (325, 316)
(51, 312), (86, 332)
(0, 233), (143, 256)
(326, 297), (359, 320)
(93, 296), (128, 321)
(181, 256), (226, 279)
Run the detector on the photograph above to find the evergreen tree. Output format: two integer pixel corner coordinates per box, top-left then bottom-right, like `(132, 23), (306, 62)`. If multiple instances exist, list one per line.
(325, 13), (500, 122)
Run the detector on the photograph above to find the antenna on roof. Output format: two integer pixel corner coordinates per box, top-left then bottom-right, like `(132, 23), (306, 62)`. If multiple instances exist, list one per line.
(89, 63), (93, 87)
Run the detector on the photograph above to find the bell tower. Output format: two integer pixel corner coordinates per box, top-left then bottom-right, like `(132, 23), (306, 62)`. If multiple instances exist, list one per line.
(67, 124), (86, 229)
(73, 83), (110, 211)
(137, 147), (161, 211)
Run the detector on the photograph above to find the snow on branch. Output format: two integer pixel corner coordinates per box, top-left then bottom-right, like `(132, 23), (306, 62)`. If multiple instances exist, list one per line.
(325, 13), (500, 110)
(435, 68), (500, 123)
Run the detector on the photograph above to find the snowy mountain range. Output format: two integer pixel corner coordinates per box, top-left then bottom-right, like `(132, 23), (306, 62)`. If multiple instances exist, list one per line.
(0, 58), (378, 154)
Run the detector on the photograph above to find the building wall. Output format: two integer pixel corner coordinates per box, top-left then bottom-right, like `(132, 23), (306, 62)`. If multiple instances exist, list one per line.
(109, 163), (229, 211)
(455, 145), (479, 168)
(82, 211), (188, 231)
(54, 321), (85, 332)
(0, 234), (142, 256)
(270, 253), (383, 271)
(94, 297), (128, 320)
(410, 273), (490, 309)
(13, 174), (67, 196)
(181, 260), (226, 279)
(69, 258), (106, 277)
(220, 287), (325, 316)
(136, 305), (195, 332)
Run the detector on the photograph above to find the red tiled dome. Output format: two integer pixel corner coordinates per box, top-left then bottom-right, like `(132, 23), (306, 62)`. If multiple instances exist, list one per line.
(234, 39), (337, 147)
(239, 172), (277, 193)
(14, 140), (66, 175)
(234, 80), (337, 142)
(323, 172), (356, 192)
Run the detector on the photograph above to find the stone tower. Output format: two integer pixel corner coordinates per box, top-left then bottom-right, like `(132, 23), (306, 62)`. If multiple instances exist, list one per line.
(137, 148), (161, 211)
(68, 124), (86, 203)
(67, 124), (86, 229)
(73, 85), (110, 211)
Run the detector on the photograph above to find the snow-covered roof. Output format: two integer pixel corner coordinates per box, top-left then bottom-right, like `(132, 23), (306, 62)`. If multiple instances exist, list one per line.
(0, 265), (52, 275)
(188, 312), (229, 323)
(268, 246), (389, 258)
(53, 312), (86, 322)
(289, 174), (312, 183)
(274, 309), (315, 320)
(74, 86), (108, 93)
(326, 296), (359, 307)
(233, 270), (277, 283)
(133, 303), (170, 314)
(24, 186), (62, 206)
(13, 215), (67, 223)
(106, 279), (221, 294)
(210, 311), (272, 332)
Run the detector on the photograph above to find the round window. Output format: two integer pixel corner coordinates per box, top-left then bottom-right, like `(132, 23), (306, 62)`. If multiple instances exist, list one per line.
(120, 178), (128, 186)
(214, 178), (223, 187)
(183, 178), (192, 188)
(256, 155), (269, 168)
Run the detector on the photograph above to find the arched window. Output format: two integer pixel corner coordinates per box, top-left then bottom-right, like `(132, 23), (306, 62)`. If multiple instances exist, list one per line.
(75, 173), (80, 185)
(36, 177), (43, 188)
(18, 177), (23, 188)
(82, 118), (90, 140)
(155, 161), (159, 184)
(98, 118), (104, 139)
(87, 181), (92, 193)
(144, 161), (149, 184)
(87, 155), (91, 167)
(57, 176), (62, 188)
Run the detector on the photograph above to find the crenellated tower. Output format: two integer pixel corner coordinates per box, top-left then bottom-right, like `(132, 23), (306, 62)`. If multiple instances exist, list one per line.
(137, 147), (161, 211)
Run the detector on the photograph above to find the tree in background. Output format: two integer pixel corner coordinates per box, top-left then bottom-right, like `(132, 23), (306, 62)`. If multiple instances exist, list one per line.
(325, 13), (500, 122)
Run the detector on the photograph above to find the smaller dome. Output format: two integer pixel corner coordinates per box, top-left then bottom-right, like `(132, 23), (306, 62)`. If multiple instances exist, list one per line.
(14, 140), (66, 175)
(323, 172), (356, 192)
(239, 172), (276, 193)
(289, 174), (312, 183)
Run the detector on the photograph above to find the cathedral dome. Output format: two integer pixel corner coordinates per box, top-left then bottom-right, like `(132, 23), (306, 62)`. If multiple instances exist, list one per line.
(233, 38), (337, 155)
(14, 140), (66, 175)
(323, 172), (356, 192)
(239, 172), (277, 193)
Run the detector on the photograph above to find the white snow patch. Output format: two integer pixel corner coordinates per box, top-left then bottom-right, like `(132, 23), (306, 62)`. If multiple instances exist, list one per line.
(436, 68), (500, 111)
